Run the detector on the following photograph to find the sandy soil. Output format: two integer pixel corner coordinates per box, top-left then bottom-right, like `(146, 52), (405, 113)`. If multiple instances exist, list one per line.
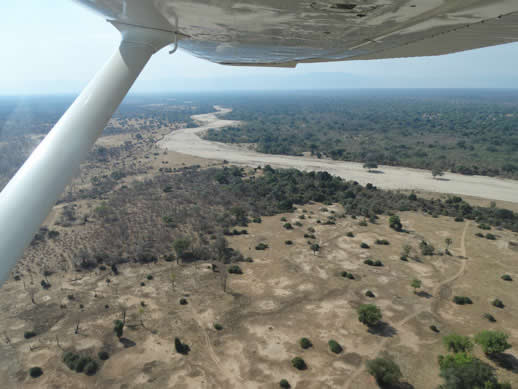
(158, 106), (518, 203)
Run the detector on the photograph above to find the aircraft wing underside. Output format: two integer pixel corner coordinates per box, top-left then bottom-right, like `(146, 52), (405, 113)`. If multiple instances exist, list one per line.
(75, 0), (518, 67)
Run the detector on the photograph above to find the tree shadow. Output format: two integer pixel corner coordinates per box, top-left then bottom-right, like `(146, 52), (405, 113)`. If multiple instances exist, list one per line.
(119, 338), (136, 348)
(416, 291), (433, 299)
(368, 321), (397, 337)
(490, 353), (518, 373)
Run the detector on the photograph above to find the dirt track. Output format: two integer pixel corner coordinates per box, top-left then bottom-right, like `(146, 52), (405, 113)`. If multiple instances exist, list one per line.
(158, 107), (518, 203)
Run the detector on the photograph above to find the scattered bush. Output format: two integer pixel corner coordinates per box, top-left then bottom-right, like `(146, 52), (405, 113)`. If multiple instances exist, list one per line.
(454, 216), (464, 222)
(492, 298), (505, 308)
(389, 215), (403, 231)
(279, 379), (291, 388)
(214, 323), (223, 331)
(453, 296), (473, 305)
(98, 351), (109, 360)
(483, 313), (496, 322)
(255, 243), (269, 250)
(29, 367), (43, 378)
(291, 357), (307, 370)
(478, 224), (491, 230)
(357, 304), (382, 327)
(340, 271), (354, 279)
(180, 298), (188, 305)
(228, 265), (243, 274)
(365, 290), (375, 298)
(438, 352), (504, 389)
(474, 330), (511, 356)
(285, 240), (293, 245)
(328, 340), (343, 354)
(430, 325), (440, 333)
(84, 360), (99, 376)
(346, 231), (354, 237)
(475, 232), (484, 238)
(252, 217), (262, 223)
(501, 274), (513, 281)
(113, 320), (124, 338)
(486, 233), (497, 240)
(283, 223), (293, 230)
(146, 274), (153, 280)
(442, 334), (473, 353)
(299, 337), (312, 349)
(360, 242), (370, 249)
(419, 240), (435, 256)
(174, 337), (190, 355)
(24, 331), (37, 339)
(375, 239), (390, 245)
(364, 259), (383, 267)
(366, 356), (402, 387)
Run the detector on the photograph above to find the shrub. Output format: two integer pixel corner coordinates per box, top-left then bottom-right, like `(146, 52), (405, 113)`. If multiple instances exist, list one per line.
(175, 337), (190, 355)
(501, 274), (513, 281)
(285, 240), (293, 245)
(228, 265), (243, 274)
(430, 325), (440, 333)
(357, 304), (382, 327)
(366, 356), (402, 386)
(365, 290), (375, 298)
(453, 296), (472, 305)
(214, 323), (223, 331)
(98, 351), (109, 360)
(252, 217), (262, 223)
(180, 298), (188, 305)
(478, 224), (491, 230)
(113, 320), (124, 338)
(291, 357), (307, 370)
(299, 337), (312, 349)
(279, 379), (291, 388)
(454, 216), (464, 222)
(360, 242), (370, 249)
(146, 274), (153, 280)
(75, 356), (93, 373)
(483, 313), (496, 322)
(328, 340), (343, 354)
(340, 271), (354, 279)
(364, 259), (383, 267)
(255, 243), (268, 250)
(474, 330), (511, 355)
(283, 223), (293, 230)
(492, 298), (505, 308)
(389, 215), (402, 231)
(346, 231), (354, 237)
(475, 232), (484, 237)
(442, 334), (473, 353)
(358, 219), (368, 227)
(24, 331), (37, 339)
(29, 367), (43, 378)
(486, 233), (497, 240)
(280, 217), (287, 222)
(419, 240), (435, 256)
(85, 360), (99, 376)
(140, 282), (145, 286)
(294, 221), (303, 227)
(375, 239), (390, 245)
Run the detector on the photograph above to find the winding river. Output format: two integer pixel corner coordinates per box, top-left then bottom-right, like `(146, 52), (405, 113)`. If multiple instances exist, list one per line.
(159, 106), (518, 203)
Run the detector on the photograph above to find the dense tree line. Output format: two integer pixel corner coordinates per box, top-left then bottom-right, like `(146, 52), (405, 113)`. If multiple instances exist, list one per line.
(202, 90), (518, 179)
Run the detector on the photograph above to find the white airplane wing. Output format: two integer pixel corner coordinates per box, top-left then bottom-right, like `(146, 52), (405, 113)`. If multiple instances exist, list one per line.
(76, 0), (518, 67)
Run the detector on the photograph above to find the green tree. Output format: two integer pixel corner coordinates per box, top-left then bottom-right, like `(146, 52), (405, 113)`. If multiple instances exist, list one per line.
(389, 215), (402, 231)
(432, 168), (444, 179)
(357, 304), (382, 327)
(113, 320), (124, 339)
(474, 331), (511, 356)
(411, 279), (422, 294)
(438, 352), (504, 389)
(366, 355), (402, 387)
(173, 238), (190, 264)
(442, 334), (473, 353)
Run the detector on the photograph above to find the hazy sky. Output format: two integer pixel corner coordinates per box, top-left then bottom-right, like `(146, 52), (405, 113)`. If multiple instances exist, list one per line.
(2, 0), (518, 94)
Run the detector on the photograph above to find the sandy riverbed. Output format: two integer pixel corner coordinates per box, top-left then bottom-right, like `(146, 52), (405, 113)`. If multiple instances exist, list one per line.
(159, 106), (518, 203)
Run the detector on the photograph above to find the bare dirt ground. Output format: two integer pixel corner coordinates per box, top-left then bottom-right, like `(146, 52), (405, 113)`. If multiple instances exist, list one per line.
(2, 202), (518, 388)
(159, 106), (518, 203)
